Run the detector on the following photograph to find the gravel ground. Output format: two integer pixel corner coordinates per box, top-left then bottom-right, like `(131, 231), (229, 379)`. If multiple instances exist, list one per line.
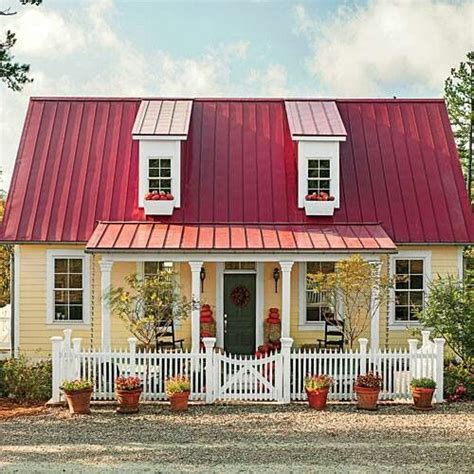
(1, 402), (473, 473)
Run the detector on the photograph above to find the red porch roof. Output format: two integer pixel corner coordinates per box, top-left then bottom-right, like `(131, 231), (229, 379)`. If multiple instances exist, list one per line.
(1, 97), (473, 245)
(86, 222), (396, 252)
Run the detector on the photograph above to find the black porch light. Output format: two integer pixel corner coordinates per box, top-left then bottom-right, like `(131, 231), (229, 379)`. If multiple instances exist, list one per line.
(273, 267), (280, 293)
(200, 266), (206, 292)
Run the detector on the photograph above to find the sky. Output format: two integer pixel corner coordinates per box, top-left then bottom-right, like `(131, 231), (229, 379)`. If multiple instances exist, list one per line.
(0, 0), (472, 190)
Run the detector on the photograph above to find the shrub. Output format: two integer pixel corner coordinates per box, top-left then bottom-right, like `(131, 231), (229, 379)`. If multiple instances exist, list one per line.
(2, 355), (52, 401)
(0, 359), (7, 397)
(410, 378), (436, 389)
(444, 362), (474, 402)
(304, 375), (333, 391)
(115, 376), (141, 391)
(60, 379), (93, 392)
(355, 372), (382, 389)
(165, 375), (190, 397)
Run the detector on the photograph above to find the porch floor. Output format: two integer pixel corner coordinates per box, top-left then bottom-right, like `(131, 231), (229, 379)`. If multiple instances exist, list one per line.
(1, 403), (472, 472)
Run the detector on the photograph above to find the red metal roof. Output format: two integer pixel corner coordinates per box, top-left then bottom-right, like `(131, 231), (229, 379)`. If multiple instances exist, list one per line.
(86, 222), (395, 252)
(285, 101), (347, 137)
(1, 97), (473, 245)
(132, 100), (192, 136)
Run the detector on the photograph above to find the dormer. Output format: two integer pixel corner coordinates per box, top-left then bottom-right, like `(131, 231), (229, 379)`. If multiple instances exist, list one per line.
(132, 100), (193, 215)
(285, 101), (347, 216)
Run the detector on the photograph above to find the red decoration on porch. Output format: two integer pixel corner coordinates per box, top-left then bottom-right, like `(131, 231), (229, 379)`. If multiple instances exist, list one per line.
(267, 308), (281, 324)
(200, 304), (216, 349)
(230, 286), (250, 307)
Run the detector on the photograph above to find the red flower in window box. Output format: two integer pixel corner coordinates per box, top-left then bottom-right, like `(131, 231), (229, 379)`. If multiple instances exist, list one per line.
(305, 192), (335, 202)
(145, 191), (174, 201)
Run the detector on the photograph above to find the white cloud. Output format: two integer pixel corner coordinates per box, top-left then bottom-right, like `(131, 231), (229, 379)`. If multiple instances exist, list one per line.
(294, 0), (473, 96)
(248, 64), (289, 96)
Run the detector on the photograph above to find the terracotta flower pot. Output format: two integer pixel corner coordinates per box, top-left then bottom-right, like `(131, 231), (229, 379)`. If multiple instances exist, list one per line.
(64, 388), (93, 415)
(116, 388), (142, 414)
(306, 387), (330, 410)
(412, 387), (435, 411)
(354, 385), (380, 410)
(169, 391), (190, 411)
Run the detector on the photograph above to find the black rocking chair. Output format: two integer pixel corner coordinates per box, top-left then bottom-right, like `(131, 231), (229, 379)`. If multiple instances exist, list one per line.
(155, 319), (184, 350)
(317, 313), (345, 350)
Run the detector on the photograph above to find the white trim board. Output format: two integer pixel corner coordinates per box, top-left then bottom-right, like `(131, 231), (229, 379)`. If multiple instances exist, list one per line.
(13, 245), (20, 356)
(46, 249), (91, 326)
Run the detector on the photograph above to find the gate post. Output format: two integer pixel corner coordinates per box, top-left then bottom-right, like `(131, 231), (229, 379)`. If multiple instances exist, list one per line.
(128, 337), (137, 376)
(72, 337), (82, 379)
(434, 338), (445, 403)
(408, 338), (418, 381)
(202, 337), (216, 403)
(358, 338), (368, 375)
(280, 337), (293, 404)
(50, 336), (63, 403)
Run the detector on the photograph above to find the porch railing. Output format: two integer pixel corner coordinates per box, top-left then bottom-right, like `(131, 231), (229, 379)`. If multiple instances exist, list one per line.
(50, 330), (445, 404)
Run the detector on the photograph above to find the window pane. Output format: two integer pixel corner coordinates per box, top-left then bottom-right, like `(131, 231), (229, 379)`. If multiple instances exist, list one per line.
(410, 260), (424, 274)
(395, 275), (409, 289)
(308, 159), (318, 169)
(395, 291), (409, 306)
(149, 168), (160, 177)
(160, 168), (171, 178)
(149, 179), (161, 189)
(409, 307), (419, 320)
(308, 168), (319, 178)
(69, 290), (83, 304)
(320, 169), (330, 178)
(410, 291), (423, 307)
(160, 179), (171, 189)
(319, 180), (330, 189)
(160, 159), (171, 168)
(54, 305), (69, 321)
(240, 262), (256, 270)
(69, 259), (82, 273)
(54, 274), (68, 289)
(306, 307), (322, 322)
(54, 259), (68, 273)
(69, 305), (83, 321)
(396, 260), (409, 274)
(54, 290), (68, 304)
(395, 306), (409, 321)
(149, 159), (160, 168)
(69, 274), (82, 289)
(410, 275), (423, 290)
(320, 160), (330, 169)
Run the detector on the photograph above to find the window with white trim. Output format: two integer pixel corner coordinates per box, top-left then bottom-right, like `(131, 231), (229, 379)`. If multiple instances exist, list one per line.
(304, 262), (335, 323)
(393, 259), (425, 322)
(47, 250), (90, 324)
(148, 157), (172, 194)
(307, 159), (331, 195)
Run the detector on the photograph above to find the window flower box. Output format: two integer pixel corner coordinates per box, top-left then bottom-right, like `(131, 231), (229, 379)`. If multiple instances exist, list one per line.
(144, 192), (175, 215)
(304, 192), (336, 216)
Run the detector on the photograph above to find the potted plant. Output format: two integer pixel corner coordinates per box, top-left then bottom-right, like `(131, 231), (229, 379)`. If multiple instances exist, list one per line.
(165, 375), (191, 411)
(115, 376), (142, 414)
(354, 372), (382, 410)
(304, 375), (333, 410)
(304, 192), (336, 216)
(411, 378), (437, 410)
(143, 191), (175, 215)
(60, 379), (93, 415)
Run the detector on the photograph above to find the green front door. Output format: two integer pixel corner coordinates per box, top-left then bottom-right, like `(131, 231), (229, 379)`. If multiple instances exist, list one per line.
(223, 273), (256, 354)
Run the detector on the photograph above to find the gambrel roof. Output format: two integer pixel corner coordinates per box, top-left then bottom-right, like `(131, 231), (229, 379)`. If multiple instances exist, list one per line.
(1, 97), (473, 245)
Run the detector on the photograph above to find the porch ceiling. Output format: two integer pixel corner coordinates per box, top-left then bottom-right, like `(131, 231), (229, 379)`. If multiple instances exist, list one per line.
(86, 222), (396, 252)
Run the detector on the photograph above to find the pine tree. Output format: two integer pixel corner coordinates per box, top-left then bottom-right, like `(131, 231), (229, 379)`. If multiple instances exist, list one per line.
(444, 51), (473, 201)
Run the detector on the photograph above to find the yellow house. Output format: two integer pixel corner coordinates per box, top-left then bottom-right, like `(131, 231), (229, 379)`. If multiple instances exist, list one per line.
(1, 98), (472, 356)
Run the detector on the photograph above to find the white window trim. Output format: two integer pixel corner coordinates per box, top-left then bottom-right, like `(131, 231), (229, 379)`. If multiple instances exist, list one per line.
(147, 156), (173, 194)
(297, 141), (341, 208)
(388, 250), (432, 330)
(299, 263), (326, 331)
(46, 249), (91, 326)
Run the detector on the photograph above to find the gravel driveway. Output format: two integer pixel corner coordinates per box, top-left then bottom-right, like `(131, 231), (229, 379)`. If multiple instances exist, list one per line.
(1, 402), (473, 473)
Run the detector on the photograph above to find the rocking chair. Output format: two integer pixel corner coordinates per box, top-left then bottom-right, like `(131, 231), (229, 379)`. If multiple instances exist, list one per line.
(317, 313), (345, 350)
(155, 319), (184, 350)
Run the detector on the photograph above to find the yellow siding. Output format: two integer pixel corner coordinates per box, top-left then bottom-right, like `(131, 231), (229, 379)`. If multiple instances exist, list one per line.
(17, 244), (462, 355)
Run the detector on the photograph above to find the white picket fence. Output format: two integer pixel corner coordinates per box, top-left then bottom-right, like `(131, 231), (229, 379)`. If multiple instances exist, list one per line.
(50, 330), (445, 404)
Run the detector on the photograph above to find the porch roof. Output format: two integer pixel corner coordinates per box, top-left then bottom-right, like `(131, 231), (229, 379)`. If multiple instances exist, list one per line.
(86, 222), (396, 252)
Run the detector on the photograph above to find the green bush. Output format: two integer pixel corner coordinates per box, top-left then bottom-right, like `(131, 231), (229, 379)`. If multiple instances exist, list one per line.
(2, 354), (52, 401)
(444, 362), (474, 402)
(0, 359), (7, 397)
(410, 377), (436, 389)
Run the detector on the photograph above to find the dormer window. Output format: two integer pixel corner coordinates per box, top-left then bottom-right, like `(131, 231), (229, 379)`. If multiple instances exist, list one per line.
(308, 159), (331, 195)
(148, 158), (172, 194)
(132, 99), (192, 215)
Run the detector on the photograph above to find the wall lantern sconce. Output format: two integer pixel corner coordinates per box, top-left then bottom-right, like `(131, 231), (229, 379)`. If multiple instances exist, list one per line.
(200, 266), (206, 292)
(273, 267), (280, 293)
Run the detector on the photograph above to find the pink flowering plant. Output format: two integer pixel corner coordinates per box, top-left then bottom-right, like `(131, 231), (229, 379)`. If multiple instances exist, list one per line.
(355, 372), (382, 389)
(115, 376), (142, 391)
(304, 375), (333, 391)
(165, 375), (190, 397)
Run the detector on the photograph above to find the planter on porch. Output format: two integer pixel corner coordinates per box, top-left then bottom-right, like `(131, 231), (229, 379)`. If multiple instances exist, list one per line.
(354, 372), (382, 410)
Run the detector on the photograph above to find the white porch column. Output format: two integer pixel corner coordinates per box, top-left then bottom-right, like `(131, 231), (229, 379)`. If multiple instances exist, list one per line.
(279, 261), (294, 339)
(99, 259), (114, 351)
(370, 262), (381, 350)
(189, 261), (203, 352)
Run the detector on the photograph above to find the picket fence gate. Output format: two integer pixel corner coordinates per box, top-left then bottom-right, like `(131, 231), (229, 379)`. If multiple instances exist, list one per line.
(50, 330), (445, 404)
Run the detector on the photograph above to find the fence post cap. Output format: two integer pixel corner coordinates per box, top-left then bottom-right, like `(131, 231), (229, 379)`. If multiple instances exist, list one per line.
(280, 337), (293, 347)
(127, 337), (138, 343)
(433, 338), (445, 345)
(50, 336), (63, 342)
(202, 337), (216, 348)
(358, 338), (369, 345)
(72, 337), (82, 343)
